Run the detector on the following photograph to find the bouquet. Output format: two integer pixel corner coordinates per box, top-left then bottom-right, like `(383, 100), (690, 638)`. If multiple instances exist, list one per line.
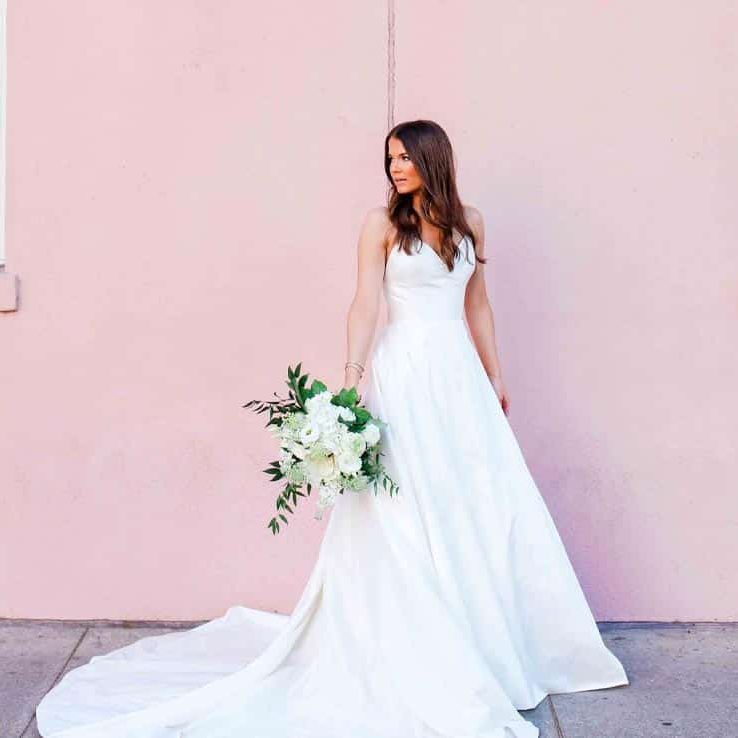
(243, 362), (399, 534)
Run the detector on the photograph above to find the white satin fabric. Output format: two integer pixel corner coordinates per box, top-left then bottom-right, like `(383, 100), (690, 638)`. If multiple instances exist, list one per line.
(36, 236), (628, 738)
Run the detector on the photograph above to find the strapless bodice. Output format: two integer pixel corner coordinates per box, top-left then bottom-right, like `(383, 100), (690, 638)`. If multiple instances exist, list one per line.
(383, 236), (476, 323)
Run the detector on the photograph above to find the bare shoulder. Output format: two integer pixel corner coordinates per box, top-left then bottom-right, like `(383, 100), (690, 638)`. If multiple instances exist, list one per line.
(359, 206), (393, 257)
(362, 205), (391, 233)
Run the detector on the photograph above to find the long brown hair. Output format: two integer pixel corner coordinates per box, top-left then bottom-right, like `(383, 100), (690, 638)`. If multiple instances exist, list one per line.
(384, 119), (486, 271)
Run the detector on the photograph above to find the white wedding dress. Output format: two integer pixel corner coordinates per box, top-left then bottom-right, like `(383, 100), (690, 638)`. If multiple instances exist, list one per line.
(36, 235), (629, 738)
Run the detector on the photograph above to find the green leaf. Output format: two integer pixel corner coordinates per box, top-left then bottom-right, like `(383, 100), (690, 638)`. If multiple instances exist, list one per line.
(308, 379), (328, 397)
(332, 386), (358, 408)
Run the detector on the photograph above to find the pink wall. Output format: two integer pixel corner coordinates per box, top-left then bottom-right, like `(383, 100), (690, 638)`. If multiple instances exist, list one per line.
(1, 2), (736, 621)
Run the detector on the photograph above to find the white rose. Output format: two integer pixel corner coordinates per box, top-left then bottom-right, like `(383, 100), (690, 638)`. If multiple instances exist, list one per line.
(361, 423), (381, 446)
(336, 451), (362, 475)
(305, 453), (339, 483)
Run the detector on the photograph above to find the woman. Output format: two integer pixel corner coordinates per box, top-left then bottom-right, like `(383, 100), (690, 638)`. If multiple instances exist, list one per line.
(36, 120), (628, 738)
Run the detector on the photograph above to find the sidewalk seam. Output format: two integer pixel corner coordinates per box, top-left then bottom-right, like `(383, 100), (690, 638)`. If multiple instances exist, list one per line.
(19, 626), (89, 738)
(547, 696), (566, 738)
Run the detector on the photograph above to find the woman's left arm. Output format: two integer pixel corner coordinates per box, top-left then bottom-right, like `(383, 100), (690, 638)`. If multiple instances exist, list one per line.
(463, 208), (510, 416)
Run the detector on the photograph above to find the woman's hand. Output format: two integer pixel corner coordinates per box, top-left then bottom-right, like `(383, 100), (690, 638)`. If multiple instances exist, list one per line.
(489, 374), (510, 416)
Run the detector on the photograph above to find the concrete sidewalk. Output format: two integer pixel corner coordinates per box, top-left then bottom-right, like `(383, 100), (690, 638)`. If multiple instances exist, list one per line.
(1, 620), (736, 738)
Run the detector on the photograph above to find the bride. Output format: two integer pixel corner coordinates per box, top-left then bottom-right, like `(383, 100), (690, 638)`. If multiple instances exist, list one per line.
(36, 119), (628, 738)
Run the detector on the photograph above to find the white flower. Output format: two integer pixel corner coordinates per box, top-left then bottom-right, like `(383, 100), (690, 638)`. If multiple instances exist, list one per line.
(321, 429), (345, 455)
(344, 473), (370, 491)
(319, 482), (339, 505)
(299, 422), (321, 445)
(338, 406), (356, 422)
(305, 390), (334, 414)
(305, 452), (339, 484)
(341, 432), (366, 457)
(278, 411), (307, 442)
(361, 422), (381, 446)
(306, 392), (345, 434)
(314, 481), (341, 519)
(315, 409), (340, 435)
(288, 441), (308, 460)
(278, 448), (295, 473)
(336, 451), (362, 475)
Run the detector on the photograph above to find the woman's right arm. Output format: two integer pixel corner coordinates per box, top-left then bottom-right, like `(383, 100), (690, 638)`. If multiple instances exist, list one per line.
(343, 207), (388, 390)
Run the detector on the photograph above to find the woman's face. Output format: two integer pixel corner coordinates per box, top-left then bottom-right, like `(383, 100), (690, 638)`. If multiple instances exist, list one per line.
(387, 136), (422, 195)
